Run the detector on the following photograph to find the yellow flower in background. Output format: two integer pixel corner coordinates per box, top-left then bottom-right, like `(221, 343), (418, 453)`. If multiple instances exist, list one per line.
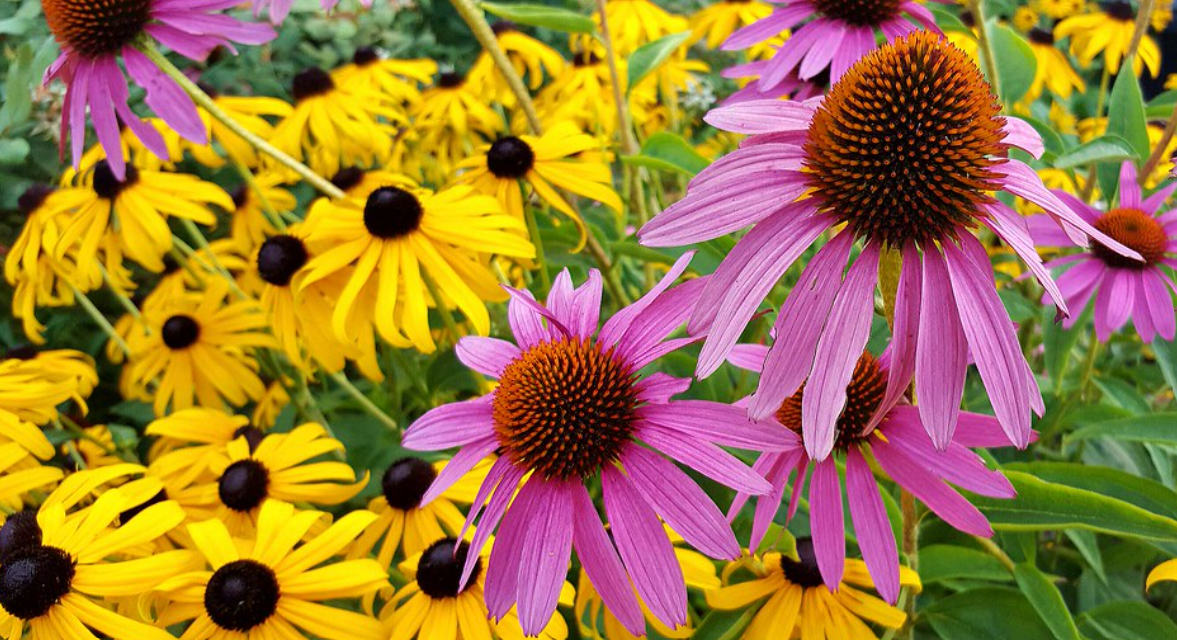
(1024, 27), (1085, 100)
(126, 278), (275, 416)
(706, 540), (922, 640)
(271, 66), (402, 178)
(1079, 117), (1177, 186)
(65, 424), (124, 470)
(0, 349), (95, 460)
(455, 122), (622, 250)
(536, 50), (623, 135)
(1153, 3), (1173, 31)
(252, 379), (291, 428)
(300, 184), (533, 353)
(155, 500), (388, 639)
(468, 21), (565, 105)
(1034, 0), (1084, 20)
(1057, 3), (1160, 76)
(589, 0), (688, 56)
(1014, 6), (1040, 31)
(383, 537), (574, 640)
(0, 442), (63, 510)
(690, 0), (773, 49)
(187, 93), (293, 169)
(413, 70), (504, 181)
(332, 48), (437, 108)
(145, 408), (261, 488)
(1149, 559), (1177, 590)
(228, 174), (297, 252)
(5, 186), (78, 343)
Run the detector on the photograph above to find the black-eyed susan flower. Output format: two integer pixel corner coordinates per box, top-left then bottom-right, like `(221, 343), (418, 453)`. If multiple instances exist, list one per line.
(1034, 0), (1084, 20)
(300, 184), (534, 353)
(0, 481), (193, 639)
(332, 47), (437, 108)
(65, 424), (124, 470)
(383, 537), (574, 640)
(0, 350), (95, 460)
(350, 456), (491, 570)
(1025, 27), (1086, 101)
(144, 408), (261, 488)
(591, 0), (688, 56)
(168, 422), (367, 534)
(271, 67), (402, 177)
(252, 379), (291, 429)
(5, 185), (79, 343)
(1057, 1), (1161, 76)
(187, 92), (294, 169)
(0, 442), (64, 511)
(706, 539), (921, 639)
(155, 499), (389, 639)
(228, 174), (298, 252)
(455, 122), (622, 248)
(690, 0), (773, 49)
(536, 51), (622, 136)
(51, 159), (232, 274)
(468, 21), (565, 105)
(126, 278), (275, 416)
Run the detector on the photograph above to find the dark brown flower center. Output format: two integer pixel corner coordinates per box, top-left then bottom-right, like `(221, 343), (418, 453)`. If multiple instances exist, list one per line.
(0, 512), (42, 563)
(777, 352), (887, 449)
(363, 187), (423, 239)
(92, 161), (138, 200)
(0, 545), (75, 620)
(257, 235), (309, 287)
(218, 460), (270, 512)
(204, 559), (280, 631)
(17, 185), (54, 216)
(493, 337), (639, 479)
(381, 457), (437, 511)
(119, 489), (168, 525)
(780, 538), (825, 587)
(162, 315), (201, 350)
(1104, 0), (1134, 21)
(292, 68), (335, 102)
(42, 0), (152, 58)
(417, 539), (480, 598)
(330, 167), (367, 192)
(487, 137), (536, 178)
(1093, 207), (1168, 268)
(353, 46), (380, 66)
(437, 72), (464, 88)
(1028, 27), (1055, 45)
(811, 0), (903, 26)
(804, 32), (1007, 248)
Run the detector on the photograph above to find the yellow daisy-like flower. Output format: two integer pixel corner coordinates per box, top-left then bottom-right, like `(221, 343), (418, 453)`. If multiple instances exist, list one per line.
(383, 536), (574, 640)
(0, 349), (95, 460)
(50, 159), (230, 275)
(126, 278), (275, 416)
(0, 480), (193, 640)
(536, 51), (624, 136)
(1013, 6), (1040, 32)
(300, 183), (533, 353)
(155, 499), (388, 640)
(251, 379), (290, 429)
(576, 532), (720, 640)
(5, 186), (79, 342)
(1148, 559), (1177, 590)
(690, 0), (773, 49)
(65, 424), (124, 470)
(1153, 3), (1173, 31)
(455, 121), (622, 249)
(1079, 117), (1177, 186)
(0, 442), (64, 512)
(1056, 3), (1160, 76)
(1033, 0), (1084, 20)
(1024, 27), (1086, 100)
(188, 93), (293, 169)
(413, 70), (504, 181)
(72, 117), (184, 175)
(589, 0), (688, 56)
(145, 408), (262, 488)
(228, 174), (297, 252)
(333, 48), (437, 108)
(706, 540), (922, 640)
(271, 66), (402, 178)
(350, 456), (491, 570)
(169, 422), (368, 535)
(468, 22), (565, 105)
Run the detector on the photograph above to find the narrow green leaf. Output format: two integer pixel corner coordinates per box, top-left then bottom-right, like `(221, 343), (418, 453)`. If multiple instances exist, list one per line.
(1154, 338), (1177, 399)
(986, 22), (1036, 103)
(621, 131), (711, 176)
(924, 588), (1056, 640)
(1013, 563), (1082, 640)
(691, 606), (761, 640)
(929, 6), (970, 32)
(1052, 135), (1138, 169)
(973, 471), (1177, 540)
(1067, 413), (1177, 447)
(479, 2), (596, 34)
(1042, 305), (1088, 393)
(1079, 601), (1177, 640)
(0, 139), (29, 165)
(1099, 66), (1149, 195)
(1062, 529), (1107, 584)
(626, 31), (693, 94)
(918, 545), (1011, 584)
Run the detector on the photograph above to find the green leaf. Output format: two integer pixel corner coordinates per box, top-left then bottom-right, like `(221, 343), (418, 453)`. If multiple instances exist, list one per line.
(1154, 338), (1177, 399)
(106, 424), (139, 450)
(1063, 529), (1107, 584)
(1068, 413), (1177, 448)
(986, 22), (1036, 103)
(924, 588), (1056, 640)
(1079, 601), (1177, 640)
(973, 471), (1177, 540)
(1042, 305), (1088, 393)
(479, 2), (596, 34)
(1013, 563), (1082, 640)
(919, 545), (1012, 584)
(626, 31), (693, 94)
(1099, 67), (1149, 196)
(621, 132), (711, 176)
(929, 6), (970, 32)
(691, 606), (761, 640)
(1025, 116), (1066, 156)
(1052, 135), (1138, 170)
(755, 523), (797, 559)
(0, 139), (29, 165)
(1004, 462), (1177, 524)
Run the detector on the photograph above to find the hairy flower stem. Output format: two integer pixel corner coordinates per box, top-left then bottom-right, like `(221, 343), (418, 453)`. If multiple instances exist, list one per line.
(968, 0), (1003, 106)
(448, 0), (543, 135)
(900, 491), (919, 639)
(136, 40), (346, 200)
(596, 0), (638, 157)
(68, 281), (131, 358)
(328, 371), (399, 433)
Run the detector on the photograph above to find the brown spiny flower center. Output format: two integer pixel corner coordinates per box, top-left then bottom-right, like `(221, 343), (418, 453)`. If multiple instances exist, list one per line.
(1093, 208), (1168, 268)
(811, 0), (903, 26)
(43, 0), (152, 58)
(804, 32), (1008, 248)
(492, 337), (639, 479)
(776, 352), (887, 449)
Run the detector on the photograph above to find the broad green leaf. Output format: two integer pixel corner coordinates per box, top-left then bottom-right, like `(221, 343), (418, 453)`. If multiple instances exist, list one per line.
(1079, 601), (1177, 640)
(479, 3), (596, 34)
(918, 545), (1011, 584)
(1154, 338), (1177, 399)
(1013, 563), (1082, 640)
(986, 22), (1036, 103)
(0, 139), (29, 165)
(1025, 116), (1066, 156)
(924, 588), (1055, 640)
(1052, 135), (1138, 169)
(692, 606), (761, 640)
(973, 471), (1177, 540)
(621, 132), (711, 176)
(755, 523), (798, 559)
(1063, 529), (1107, 584)
(1099, 64), (1149, 196)
(929, 6), (970, 32)
(1067, 413), (1177, 448)
(627, 31), (693, 94)
(1042, 305), (1088, 394)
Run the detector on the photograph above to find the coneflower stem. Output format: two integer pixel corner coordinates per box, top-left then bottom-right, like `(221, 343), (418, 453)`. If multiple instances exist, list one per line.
(974, 535), (1016, 572)
(968, 0), (1003, 106)
(900, 490), (919, 639)
(99, 264), (142, 323)
(447, 0), (543, 134)
(233, 161), (288, 232)
(595, 0), (638, 156)
(1141, 101), (1177, 183)
(422, 270), (463, 347)
(585, 233), (633, 306)
(1125, 0), (1157, 69)
(328, 371), (399, 433)
(524, 205), (553, 294)
(136, 40), (346, 200)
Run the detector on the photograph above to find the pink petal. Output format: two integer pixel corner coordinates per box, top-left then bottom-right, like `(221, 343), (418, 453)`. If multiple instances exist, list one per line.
(634, 373), (692, 404)
(600, 252), (693, 348)
(868, 241), (921, 431)
(484, 476), (535, 618)
(419, 437), (498, 507)
(402, 397), (495, 450)
(983, 204), (1069, 319)
(723, 2), (815, 50)
(637, 423), (773, 494)
(871, 437), (994, 537)
(516, 478), (575, 635)
(809, 460), (846, 589)
(1143, 268), (1177, 341)
(751, 450), (802, 551)
(881, 408), (1017, 498)
(460, 461), (526, 589)
(1119, 162), (1142, 210)
(570, 482), (644, 634)
(845, 448), (899, 603)
(1001, 117), (1045, 159)
(915, 247), (968, 450)
(638, 401), (797, 450)
(455, 336), (520, 378)
(728, 344), (770, 373)
(703, 99), (818, 134)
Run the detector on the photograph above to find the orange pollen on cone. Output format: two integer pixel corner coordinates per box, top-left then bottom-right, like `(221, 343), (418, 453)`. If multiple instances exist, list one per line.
(776, 352), (888, 449)
(42, 0), (153, 58)
(1093, 207), (1169, 268)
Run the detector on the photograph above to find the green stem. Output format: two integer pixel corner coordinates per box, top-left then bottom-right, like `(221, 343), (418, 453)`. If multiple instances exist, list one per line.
(969, 0), (1003, 106)
(421, 270), (463, 347)
(99, 263), (142, 323)
(53, 419), (88, 470)
(1125, 0), (1157, 71)
(524, 205), (552, 294)
(329, 372), (399, 433)
(975, 536), (1017, 573)
(595, 0), (637, 156)
(233, 161), (288, 232)
(1141, 100), (1177, 184)
(178, 219), (249, 301)
(1078, 327), (1102, 400)
(900, 491), (919, 639)
(135, 40), (345, 200)
(70, 282), (130, 358)
(585, 231), (632, 306)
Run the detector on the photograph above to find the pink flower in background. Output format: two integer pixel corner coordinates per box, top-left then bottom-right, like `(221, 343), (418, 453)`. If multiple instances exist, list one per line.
(253, 0), (374, 24)
(640, 33), (1141, 459)
(403, 255), (791, 636)
(726, 345), (1023, 603)
(1030, 161), (1177, 343)
(721, 0), (940, 89)
(42, 0), (275, 180)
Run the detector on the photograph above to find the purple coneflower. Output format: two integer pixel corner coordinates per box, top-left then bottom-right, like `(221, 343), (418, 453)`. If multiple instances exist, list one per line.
(42, 0), (275, 179)
(252, 0), (372, 24)
(727, 344), (1023, 603)
(641, 32), (1140, 459)
(1030, 161), (1177, 343)
(721, 0), (940, 89)
(403, 255), (789, 636)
